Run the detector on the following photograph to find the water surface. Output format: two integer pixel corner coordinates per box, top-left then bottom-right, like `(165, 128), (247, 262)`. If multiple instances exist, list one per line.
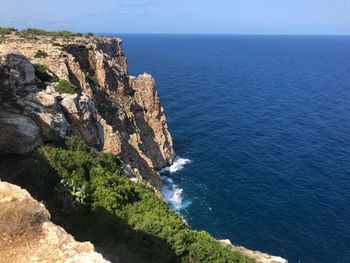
(116, 34), (350, 263)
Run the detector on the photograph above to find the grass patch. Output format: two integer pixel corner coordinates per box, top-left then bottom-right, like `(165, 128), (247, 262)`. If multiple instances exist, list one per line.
(55, 80), (77, 94)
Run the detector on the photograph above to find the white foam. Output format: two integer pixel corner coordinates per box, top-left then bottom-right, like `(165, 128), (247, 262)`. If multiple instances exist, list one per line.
(162, 183), (192, 211)
(161, 156), (192, 212)
(161, 157), (191, 174)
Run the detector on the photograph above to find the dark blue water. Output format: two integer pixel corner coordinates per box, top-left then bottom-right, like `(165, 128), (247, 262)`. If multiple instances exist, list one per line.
(117, 34), (350, 263)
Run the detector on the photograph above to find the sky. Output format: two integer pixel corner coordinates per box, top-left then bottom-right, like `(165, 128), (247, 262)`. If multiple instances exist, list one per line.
(1, 0), (349, 35)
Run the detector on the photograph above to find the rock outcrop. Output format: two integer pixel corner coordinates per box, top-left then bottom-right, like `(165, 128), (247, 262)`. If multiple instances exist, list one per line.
(0, 181), (109, 263)
(220, 240), (288, 263)
(0, 35), (174, 189)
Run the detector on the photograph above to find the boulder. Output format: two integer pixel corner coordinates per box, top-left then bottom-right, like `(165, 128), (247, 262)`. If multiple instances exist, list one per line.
(0, 113), (42, 154)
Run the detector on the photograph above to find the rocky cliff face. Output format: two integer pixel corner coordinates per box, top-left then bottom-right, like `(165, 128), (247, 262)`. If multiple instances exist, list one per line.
(0, 35), (174, 189)
(0, 181), (109, 263)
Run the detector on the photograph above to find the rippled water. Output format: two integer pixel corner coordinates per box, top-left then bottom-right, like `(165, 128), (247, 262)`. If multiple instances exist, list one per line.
(115, 34), (350, 263)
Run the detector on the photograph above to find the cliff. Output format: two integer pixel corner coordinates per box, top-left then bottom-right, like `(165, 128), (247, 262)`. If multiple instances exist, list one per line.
(0, 34), (174, 189)
(0, 181), (109, 263)
(0, 32), (287, 263)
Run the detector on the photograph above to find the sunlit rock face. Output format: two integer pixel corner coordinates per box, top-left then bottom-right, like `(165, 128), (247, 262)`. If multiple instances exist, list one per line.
(0, 35), (174, 189)
(0, 181), (110, 263)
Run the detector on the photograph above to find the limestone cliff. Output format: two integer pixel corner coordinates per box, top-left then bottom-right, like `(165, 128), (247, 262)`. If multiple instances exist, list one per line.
(0, 181), (109, 263)
(0, 34), (174, 189)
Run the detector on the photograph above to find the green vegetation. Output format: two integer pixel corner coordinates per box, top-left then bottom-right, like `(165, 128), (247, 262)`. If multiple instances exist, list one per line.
(86, 32), (94, 37)
(32, 137), (253, 262)
(0, 135), (253, 262)
(52, 42), (63, 47)
(55, 80), (77, 94)
(0, 27), (84, 39)
(0, 27), (17, 35)
(20, 28), (82, 39)
(34, 64), (59, 83)
(34, 50), (48, 58)
(88, 74), (100, 86)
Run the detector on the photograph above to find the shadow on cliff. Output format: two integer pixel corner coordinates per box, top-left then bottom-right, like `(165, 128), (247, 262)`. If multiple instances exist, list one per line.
(92, 87), (167, 188)
(64, 206), (180, 263)
(132, 102), (169, 170)
(63, 44), (170, 188)
(0, 153), (180, 263)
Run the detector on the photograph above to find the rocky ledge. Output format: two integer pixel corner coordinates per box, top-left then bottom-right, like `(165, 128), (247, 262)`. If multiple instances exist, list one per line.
(0, 181), (109, 263)
(0, 34), (174, 189)
(221, 240), (287, 263)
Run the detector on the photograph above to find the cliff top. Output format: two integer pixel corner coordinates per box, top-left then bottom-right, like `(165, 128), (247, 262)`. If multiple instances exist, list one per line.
(0, 27), (120, 42)
(0, 31), (122, 61)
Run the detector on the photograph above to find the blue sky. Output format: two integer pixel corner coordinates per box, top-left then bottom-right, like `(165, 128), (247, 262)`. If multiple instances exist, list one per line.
(1, 0), (349, 34)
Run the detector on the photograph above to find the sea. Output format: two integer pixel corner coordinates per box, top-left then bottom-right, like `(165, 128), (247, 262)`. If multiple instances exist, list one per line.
(114, 34), (350, 263)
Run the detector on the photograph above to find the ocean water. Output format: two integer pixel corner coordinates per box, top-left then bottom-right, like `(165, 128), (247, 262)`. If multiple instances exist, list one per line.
(116, 34), (350, 263)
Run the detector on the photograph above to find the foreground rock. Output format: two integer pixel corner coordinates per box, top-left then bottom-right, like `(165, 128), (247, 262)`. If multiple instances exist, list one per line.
(0, 34), (174, 189)
(221, 240), (288, 263)
(0, 181), (109, 263)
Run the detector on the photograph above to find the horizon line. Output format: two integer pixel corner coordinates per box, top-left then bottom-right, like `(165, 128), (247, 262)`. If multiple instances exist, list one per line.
(98, 32), (350, 37)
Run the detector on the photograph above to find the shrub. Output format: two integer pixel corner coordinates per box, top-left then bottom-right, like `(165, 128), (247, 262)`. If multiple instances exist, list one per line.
(20, 28), (82, 38)
(55, 80), (77, 94)
(88, 74), (100, 86)
(65, 136), (92, 152)
(21, 28), (48, 36)
(34, 64), (59, 82)
(0, 27), (17, 35)
(36, 82), (47, 89)
(52, 42), (63, 47)
(86, 32), (94, 37)
(34, 50), (48, 58)
(56, 30), (76, 39)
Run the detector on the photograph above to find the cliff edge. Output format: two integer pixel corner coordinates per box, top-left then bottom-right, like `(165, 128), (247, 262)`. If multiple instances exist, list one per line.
(0, 34), (174, 189)
(0, 32), (287, 263)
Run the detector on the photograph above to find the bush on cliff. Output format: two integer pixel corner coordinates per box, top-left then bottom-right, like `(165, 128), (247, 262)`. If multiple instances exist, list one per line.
(20, 28), (80, 39)
(34, 64), (59, 83)
(34, 50), (48, 58)
(88, 74), (100, 87)
(34, 137), (254, 263)
(55, 80), (77, 94)
(0, 27), (17, 35)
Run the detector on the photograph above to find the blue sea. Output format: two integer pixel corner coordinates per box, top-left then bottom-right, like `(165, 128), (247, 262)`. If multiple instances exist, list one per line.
(117, 34), (350, 263)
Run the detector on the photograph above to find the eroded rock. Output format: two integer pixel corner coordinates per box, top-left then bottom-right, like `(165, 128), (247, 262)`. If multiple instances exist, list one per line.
(0, 113), (42, 154)
(221, 239), (288, 263)
(0, 35), (175, 189)
(0, 181), (110, 263)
